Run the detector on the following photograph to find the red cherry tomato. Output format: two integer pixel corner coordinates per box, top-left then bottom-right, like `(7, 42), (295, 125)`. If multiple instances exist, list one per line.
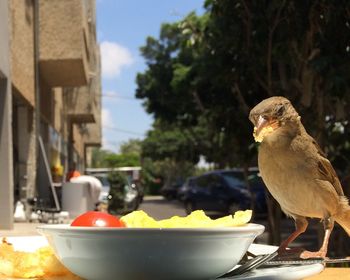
(71, 211), (125, 227)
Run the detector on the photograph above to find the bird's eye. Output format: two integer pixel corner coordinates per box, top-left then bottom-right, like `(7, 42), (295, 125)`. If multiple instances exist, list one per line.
(276, 105), (284, 116)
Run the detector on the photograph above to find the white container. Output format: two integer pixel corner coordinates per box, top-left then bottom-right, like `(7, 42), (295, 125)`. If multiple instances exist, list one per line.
(61, 182), (95, 218)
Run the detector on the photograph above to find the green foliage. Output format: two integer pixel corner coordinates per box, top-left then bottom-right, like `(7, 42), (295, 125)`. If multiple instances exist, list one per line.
(136, 0), (350, 172)
(104, 153), (140, 168)
(141, 121), (202, 163)
(90, 148), (113, 168)
(141, 157), (195, 195)
(90, 141), (141, 168)
(119, 139), (142, 155)
(107, 171), (128, 214)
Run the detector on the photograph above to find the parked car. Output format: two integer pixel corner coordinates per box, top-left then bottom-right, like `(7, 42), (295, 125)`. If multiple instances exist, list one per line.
(160, 180), (184, 200)
(93, 174), (111, 204)
(177, 177), (196, 201)
(180, 168), (267, 215)
(244, 169), (268, 215)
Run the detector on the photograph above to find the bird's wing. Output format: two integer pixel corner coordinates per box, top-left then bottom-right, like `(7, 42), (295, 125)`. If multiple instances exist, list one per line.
(310, 138), (344, 196)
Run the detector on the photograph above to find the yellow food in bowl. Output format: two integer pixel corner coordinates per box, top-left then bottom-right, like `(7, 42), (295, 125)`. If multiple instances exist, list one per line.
(121, 209), (252, 228)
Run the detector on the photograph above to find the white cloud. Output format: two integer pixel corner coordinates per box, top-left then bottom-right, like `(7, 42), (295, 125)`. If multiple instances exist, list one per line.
(101, 108), (113, 127)
(101, 108), (117, 152)
(100, 41), (134, 78)
(103, 90), (122, 104)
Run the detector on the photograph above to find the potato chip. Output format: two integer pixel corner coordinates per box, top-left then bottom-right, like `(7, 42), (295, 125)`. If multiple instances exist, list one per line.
(0, 238), (79, 279)
(120, 210), (159, 228)
(253, 126), (274, 142)
(232, 210), (253, 226)
(121, 209), (252, 228)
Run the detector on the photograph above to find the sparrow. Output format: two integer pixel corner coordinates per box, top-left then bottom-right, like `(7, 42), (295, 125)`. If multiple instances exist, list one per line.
(249, 96), (350, 258)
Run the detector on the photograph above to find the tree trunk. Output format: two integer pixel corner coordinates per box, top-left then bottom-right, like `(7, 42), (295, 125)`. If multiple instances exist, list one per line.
(266, 192), (282, 245)
(243, 164), (256, 218)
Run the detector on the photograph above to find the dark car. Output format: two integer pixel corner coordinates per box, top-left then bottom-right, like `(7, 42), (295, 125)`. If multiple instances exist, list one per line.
(177, 177), (196, 202)
(161, 183), (181, 200)
(181, 169), (267, 215)
(244, 169), (268, 215)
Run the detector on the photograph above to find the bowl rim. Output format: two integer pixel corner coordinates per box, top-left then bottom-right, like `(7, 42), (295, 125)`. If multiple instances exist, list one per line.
(37, 223), (265, 234)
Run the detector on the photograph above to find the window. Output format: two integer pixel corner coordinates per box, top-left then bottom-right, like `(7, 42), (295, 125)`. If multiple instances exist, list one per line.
(221, 172), (245, 187)
(207, 174), (223, 188)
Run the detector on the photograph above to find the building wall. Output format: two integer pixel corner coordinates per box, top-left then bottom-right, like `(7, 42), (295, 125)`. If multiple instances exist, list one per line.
(14, 102), (37, 202)
(40, 0), (84, 60)
(64, 0), (102, 170)
(0, 0), (102, 226)
(39, 0), (88, 87)
(52, 88), (68, 174)
(73, 124), (86, 159)
(0, 0), (14, 229)
(84, 45), (102, 167)
(40, 78), (53, 123)
(9, 0), (37, 210)
(53, 88), (65, 136)
(9, 0), (35, 106)
(84, 45), (102, 146)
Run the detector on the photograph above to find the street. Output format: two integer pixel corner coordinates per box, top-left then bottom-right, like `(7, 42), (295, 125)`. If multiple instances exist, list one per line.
(139, 196), (187, 220)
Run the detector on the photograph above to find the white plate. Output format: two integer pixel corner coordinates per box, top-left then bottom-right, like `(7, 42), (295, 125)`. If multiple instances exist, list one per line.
(3, 236), (324, 280)
(221, 243), (324, 280)
(5, 235), (48, 252)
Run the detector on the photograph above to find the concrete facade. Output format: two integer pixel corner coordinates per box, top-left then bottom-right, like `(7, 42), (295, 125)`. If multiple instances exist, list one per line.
(10, 0), (35, 106)
(10, 1), (38, 213)
(0, 0), (102, 229)
(39, 0), (89, 87)
(0, 0), (14, 229)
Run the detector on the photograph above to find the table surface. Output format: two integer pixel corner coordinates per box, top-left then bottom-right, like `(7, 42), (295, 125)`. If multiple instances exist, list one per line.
(1, 267), (349, 279)
(305, 267), (350, 279)
(1, 235), (349, 279)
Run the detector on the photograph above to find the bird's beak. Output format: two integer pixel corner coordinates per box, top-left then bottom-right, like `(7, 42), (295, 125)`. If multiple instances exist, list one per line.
(254, 116), (268, 136)
(253, 115), (275, 142)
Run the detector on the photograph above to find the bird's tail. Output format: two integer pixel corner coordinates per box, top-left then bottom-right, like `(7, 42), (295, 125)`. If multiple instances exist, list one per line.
(335, 196), (350, 236)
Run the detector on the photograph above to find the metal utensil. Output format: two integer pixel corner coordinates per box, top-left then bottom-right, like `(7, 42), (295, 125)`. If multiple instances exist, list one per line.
(218, 249), (350, 279)
(217, 250), (279, 278)
(264, 257), (350, 266)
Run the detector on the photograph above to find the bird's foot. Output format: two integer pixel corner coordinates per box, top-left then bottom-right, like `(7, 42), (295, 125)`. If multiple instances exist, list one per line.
(300, 250), (327, 259)
(276, 247), (306, 260)
(277, 247), (327, 260)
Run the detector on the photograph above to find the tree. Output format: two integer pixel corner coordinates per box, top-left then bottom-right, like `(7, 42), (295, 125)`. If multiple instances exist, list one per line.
(138, 0), (350, 166)
(90, 148), (114, 168)
(203, 0), (350, 244)
(136, 0), (350, 247)
(90, 140), (142, 168)
(107, 171), (129, 214)
(137, 13), (258, 168)
(120, 139), (142, 155)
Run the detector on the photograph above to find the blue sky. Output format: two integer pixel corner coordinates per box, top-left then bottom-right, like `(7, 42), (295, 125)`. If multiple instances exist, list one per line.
(96, 0), (205, 152)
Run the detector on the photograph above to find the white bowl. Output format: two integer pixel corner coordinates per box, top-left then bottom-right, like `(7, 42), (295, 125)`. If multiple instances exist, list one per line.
(37, 224), (264, 280)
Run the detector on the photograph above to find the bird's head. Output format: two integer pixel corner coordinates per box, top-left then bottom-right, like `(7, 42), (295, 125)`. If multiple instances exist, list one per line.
(249, 96), (300, 142)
